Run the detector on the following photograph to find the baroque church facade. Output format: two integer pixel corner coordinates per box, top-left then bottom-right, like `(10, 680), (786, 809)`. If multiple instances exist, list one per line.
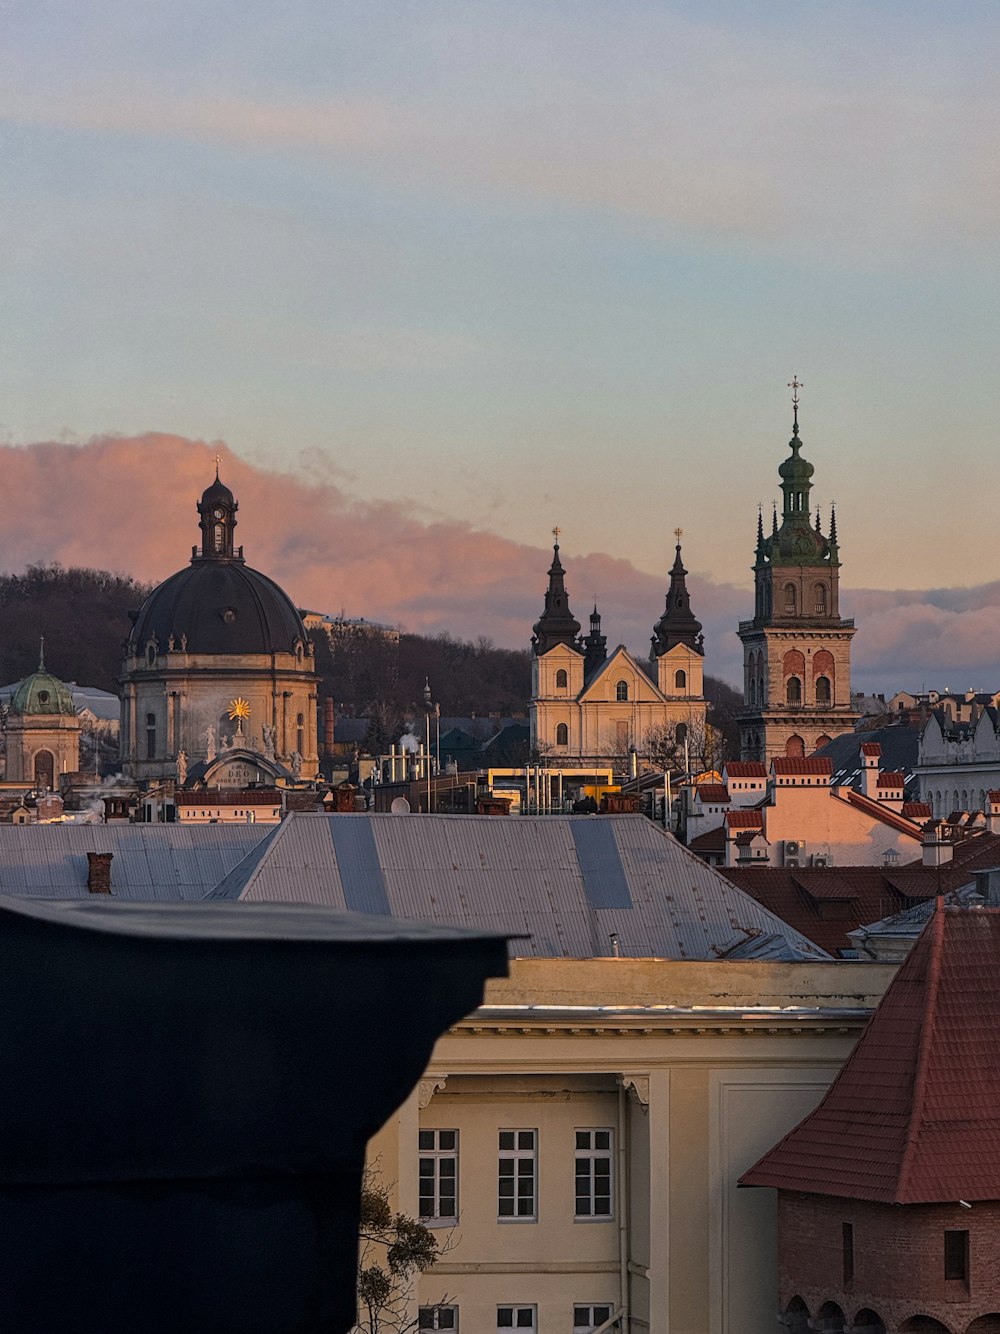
(120, 471), (319, 785)
(529, 533), (708, 767)
(737, 389), (858, 763)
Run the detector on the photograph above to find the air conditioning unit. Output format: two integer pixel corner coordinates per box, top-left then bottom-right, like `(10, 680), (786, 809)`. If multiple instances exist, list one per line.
(811, 854), (830, 867)
(784, 839), (805, 867)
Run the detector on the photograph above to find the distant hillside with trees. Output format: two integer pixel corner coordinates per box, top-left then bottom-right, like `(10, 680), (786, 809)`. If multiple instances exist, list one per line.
(0, 564), (742, 761)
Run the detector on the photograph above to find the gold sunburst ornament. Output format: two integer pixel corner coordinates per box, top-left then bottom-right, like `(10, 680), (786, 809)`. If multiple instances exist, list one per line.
(228, 697), (251, 722)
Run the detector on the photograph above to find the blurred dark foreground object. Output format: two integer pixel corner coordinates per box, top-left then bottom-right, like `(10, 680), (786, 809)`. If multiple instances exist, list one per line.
(0, 897), (509, 1333)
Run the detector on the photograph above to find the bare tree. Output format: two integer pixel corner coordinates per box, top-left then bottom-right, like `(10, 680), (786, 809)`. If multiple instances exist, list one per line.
(641, 714), (723, 776)
(353, 1169), (452, 1334)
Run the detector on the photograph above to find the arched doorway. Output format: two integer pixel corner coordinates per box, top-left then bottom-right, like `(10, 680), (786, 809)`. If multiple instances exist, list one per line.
(816, 1301), (846, 1332)
(853, 1309), (886, 1333)
(966, 1318), (1000, 1334)
(33, 749), (54, 790)
(899, 1318), (953, 1333)
(783, 1296), (810, 1334)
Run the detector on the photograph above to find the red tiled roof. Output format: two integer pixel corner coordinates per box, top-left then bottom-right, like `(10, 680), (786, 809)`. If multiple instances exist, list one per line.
(989, 791), (1000, 803)
(734, 830), (764, 848)
(725, 761), (768, 779)
(877, 771), (906, 787)
(771, 757), (833, 775)
(860, 741), (883, 757)
(722, 866), (899, 954)
(838, 788), (924, 837)
(901, 801), (931, 820)
(726, 809), (764, 830)
(688, 826), (726, 852)
(741, 906), (1000, 1203)
(695, 784), (730, 804)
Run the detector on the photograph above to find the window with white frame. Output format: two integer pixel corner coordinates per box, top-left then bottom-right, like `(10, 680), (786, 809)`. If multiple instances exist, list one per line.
(419, 1307), (457, 1330)
(574, 1305), (615, 1332)
(575, 1129), (613, 1218)
(418, 1129), (458, 1224)
(497, 1306), (535, 1329)
(498, 1129), (537, 1219)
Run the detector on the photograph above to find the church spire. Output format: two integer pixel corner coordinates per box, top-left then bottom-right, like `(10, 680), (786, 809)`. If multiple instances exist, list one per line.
(583, 603), (607, 679)
(531, 529), (581, 656)
(652, 531), (704, 658)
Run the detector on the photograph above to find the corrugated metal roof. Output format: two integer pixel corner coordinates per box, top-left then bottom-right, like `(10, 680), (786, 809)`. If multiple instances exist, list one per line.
(211, 812), (830, 961)
(0, 824), (270, 901)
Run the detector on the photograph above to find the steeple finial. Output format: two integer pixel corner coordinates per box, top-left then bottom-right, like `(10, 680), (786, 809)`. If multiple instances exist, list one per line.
(830, 503), (838, 545)
(756, 504), (765, 550)
(38, 636), (45, 671)
(552, 525), (561, 547)
(214, 451), (221, 481)
(787, 375), (803, 436)
(772, 503), (779, 536)
(815, 507), (822, 533)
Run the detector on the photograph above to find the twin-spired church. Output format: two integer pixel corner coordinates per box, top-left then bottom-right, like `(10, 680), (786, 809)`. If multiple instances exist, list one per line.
(530, 389), (858, 770)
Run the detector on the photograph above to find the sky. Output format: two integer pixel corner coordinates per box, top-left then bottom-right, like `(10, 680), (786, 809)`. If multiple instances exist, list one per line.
(3, 3), (1000, 692)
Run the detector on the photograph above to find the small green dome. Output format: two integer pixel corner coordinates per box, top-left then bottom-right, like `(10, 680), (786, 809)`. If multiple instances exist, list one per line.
(11, 669), (77, 717)
(778, 434), (814, 483)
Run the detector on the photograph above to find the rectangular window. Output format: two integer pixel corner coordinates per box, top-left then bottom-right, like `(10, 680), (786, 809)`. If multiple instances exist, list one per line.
(497, 1307), (535, 1330)
(498, 1129), (537, 1220)
(419, 1307), (457, 1331)
(842, 1221), (854, 1284)
(944, 1229), (969, 1281)
(574, 1304), (614, 1331)
(575, 1129), (614, 1218)
(418, 1129), (458, 1224)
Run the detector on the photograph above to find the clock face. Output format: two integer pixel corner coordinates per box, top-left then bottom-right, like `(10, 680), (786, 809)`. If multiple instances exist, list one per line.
(213, 508), (224, 520)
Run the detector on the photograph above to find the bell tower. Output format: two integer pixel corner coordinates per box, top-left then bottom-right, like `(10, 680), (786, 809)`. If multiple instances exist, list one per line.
(737, 381), (858, 763)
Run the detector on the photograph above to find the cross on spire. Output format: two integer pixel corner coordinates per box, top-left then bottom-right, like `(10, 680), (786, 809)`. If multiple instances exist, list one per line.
(674, 527), (683, 545)
(552, 525), (561, 545)
(214, 451), (222, 480)
(787, 375), (803, 434)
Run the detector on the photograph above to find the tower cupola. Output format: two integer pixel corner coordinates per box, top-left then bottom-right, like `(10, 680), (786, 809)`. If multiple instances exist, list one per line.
(196, 461), (242, 561)
(582, 605), (608, 679)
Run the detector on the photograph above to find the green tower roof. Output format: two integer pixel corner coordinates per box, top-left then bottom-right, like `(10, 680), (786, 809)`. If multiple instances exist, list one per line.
(10, 642), (77, 717)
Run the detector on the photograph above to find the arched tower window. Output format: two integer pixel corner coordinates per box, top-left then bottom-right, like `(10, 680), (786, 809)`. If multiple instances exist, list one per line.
(33, 749), (55, 790)
(555, 668), (568, 689)
(815, 675), (831, 704)
(555, 723), (568, 746)
(786, 734), (805, 758)
(814, 582), (827, 614)
(749, 678), (757, 707)
(786, 676), (802, 705)
(615, 680), (628, 702)
(813, 650), (836, 701)
(146, 712), (156, 760)
(674, 669), (687, 690)
(783, 583), (797, 615)
(296, 712), (305, 757)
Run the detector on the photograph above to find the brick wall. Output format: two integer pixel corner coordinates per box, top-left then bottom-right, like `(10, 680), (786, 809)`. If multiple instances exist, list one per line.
(776, 1191), (1000, 1332)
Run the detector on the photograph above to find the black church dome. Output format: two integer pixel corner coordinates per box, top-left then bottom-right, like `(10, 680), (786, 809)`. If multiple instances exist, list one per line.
(128, 471), (308, 658)
(129, 561), (307, 658)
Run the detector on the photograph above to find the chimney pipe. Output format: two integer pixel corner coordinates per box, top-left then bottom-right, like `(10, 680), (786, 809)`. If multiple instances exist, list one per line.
(86, 852), (113, 895)
(323, 698), (335, 757)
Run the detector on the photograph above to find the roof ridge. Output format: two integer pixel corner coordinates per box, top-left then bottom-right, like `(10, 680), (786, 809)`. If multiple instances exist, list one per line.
(896, 899), (945, 1203)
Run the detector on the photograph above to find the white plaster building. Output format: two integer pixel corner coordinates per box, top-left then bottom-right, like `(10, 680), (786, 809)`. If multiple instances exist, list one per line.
(916, 705), (1000, 817)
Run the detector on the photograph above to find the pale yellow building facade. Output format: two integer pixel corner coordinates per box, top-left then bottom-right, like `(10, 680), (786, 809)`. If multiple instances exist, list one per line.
(367, 957), (894, 1334)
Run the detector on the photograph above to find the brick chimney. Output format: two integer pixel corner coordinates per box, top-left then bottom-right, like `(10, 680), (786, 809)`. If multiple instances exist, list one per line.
(86, 852), (113, 895)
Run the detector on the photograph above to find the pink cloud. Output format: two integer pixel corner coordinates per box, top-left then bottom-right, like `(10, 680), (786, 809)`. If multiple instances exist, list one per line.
(3, 435), (997, 696)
